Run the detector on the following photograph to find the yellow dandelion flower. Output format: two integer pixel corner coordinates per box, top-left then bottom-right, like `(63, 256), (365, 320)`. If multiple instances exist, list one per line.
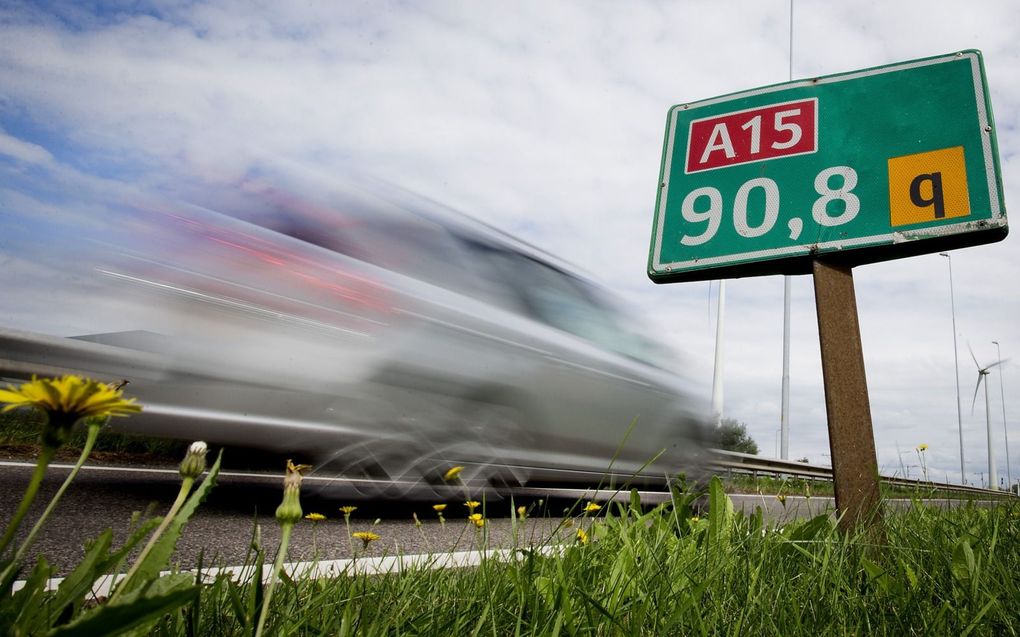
(468, 513), (483, 522)
(340, 506), (357, 516)
(304, 513), (326, 522)
(464, 500), (481, 513)
(0, 375), (141, 419)
(443, 466), (464, 481)
(352, 531), (380, 548)
(917, 443), (929, 452)
(517, 505), (527, 519)
(583, 502), (602, 513)
(0, 375), (141, 448)
(776, 494), (787, 505)
(690, 515), (700, 524)
(473, 518), (486, 528)
(576, 528), (589, 544)
(432, 504), (447, 512)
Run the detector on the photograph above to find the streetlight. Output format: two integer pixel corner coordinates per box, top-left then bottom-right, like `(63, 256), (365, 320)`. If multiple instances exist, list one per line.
(711, 281), (725, 428)
(993, 340), (1011, 489)
(940, 252), (966, 483)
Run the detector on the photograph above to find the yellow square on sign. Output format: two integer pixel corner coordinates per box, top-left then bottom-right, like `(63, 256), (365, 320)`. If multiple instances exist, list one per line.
(888, 146), (970, 227)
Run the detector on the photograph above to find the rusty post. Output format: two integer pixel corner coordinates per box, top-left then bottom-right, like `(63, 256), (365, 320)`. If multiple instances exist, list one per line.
(812, 259), (883, 534)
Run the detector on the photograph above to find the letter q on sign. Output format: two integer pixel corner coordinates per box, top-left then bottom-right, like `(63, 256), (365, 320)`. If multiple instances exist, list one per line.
(887, 146), (971, 227)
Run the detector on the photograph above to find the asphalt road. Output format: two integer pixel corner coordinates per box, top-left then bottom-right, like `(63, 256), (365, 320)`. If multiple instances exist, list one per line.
(0, 463), (575, 576)
(0, 458), (853, 579)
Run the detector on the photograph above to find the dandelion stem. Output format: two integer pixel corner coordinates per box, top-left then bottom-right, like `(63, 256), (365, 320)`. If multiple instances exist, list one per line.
(255, 522), (293, 637)
(115, 475), (195, 597)
(344, 517), (353, 555)
(0, 444), (56, 559)
(7, 420), (103, 573)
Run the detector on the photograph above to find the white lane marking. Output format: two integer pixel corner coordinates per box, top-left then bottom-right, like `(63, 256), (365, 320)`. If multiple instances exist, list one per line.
(0, 461), (414, 485)
(12, 545), (564, 596)
(0, 460), (180, 475)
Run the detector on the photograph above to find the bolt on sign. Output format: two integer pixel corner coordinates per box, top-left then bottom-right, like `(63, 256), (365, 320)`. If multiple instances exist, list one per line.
(648, 50), (1007, 283)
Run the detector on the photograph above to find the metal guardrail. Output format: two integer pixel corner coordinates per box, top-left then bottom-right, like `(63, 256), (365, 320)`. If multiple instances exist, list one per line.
(710, 448), (1013, 497)
(711, 448), (834, 480)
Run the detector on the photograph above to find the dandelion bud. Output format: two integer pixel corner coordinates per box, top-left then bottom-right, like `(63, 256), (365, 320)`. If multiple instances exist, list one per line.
(179, 441), (208, 479)
(276, 459), (307, 525)
(276, 490), (303, 525)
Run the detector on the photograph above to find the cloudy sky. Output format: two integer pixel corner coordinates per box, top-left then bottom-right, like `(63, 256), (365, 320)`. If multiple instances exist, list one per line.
(1, 0), (1018, 487)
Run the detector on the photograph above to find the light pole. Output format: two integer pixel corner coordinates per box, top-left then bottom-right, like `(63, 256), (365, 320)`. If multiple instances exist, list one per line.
(781, 277), (791, 459)
(711, 281), (726, 427)
(940, 253), (966, 483)
(993, 340), (1011, 489)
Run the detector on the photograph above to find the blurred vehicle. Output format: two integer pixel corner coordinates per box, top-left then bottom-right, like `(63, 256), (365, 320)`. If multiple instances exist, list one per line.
(78, 179), (710, 496)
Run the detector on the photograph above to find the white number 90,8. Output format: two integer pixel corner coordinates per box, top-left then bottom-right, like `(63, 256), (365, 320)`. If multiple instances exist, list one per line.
(677, 166), (859, 247)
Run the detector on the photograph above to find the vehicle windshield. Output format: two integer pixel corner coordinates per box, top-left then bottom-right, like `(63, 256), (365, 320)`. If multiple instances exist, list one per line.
(458, 239), (674, 369)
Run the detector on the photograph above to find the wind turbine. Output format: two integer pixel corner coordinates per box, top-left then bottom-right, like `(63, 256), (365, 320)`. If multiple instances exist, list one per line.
(970, 346), (1005, 490)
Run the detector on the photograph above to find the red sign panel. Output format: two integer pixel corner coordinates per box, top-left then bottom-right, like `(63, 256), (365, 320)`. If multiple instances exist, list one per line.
(685, 98), (818, 173)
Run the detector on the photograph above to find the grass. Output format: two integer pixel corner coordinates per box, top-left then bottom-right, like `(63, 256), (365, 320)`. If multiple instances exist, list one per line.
(155, 483), (1020, 636)
(0, 409), (188, 461)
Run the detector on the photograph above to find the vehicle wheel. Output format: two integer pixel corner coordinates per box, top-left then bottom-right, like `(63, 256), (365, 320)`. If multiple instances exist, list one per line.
(418, 398), (533, 495)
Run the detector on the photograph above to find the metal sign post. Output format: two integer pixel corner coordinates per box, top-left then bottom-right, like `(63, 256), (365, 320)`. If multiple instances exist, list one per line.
(812, 260), (881, 532)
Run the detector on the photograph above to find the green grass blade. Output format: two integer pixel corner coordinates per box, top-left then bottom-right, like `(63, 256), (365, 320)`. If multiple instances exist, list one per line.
(118, 450), (222, 594)
(47, 530), (114, 625)
(48, 585), (199, 637)
(9, 555), (51, 630)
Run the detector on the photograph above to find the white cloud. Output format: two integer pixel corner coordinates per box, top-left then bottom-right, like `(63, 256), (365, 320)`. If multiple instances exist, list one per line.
(0, 128), (53, 165)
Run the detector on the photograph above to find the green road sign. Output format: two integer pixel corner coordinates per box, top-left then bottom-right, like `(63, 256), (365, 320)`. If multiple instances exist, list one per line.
(648, 50), (1007, 283)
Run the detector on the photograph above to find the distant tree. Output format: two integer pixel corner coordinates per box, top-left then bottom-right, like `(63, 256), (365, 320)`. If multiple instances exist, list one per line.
(716, 418), (759, 455)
